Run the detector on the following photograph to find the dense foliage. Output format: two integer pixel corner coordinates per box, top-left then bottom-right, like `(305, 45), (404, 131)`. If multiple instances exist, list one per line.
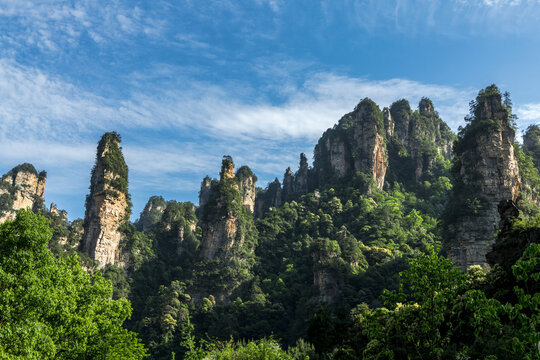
(2, 87), (538, 359)
(0, 210), (146, 359)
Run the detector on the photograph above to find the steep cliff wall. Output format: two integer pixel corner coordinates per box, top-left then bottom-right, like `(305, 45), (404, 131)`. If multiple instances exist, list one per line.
(138, 196), (167, 232)
(254, 178), (282, 218)
(198, 176), (214, 211)
(282, 167), (294, 201)
(154, 200), (198, 258)
(195, 156), (258, 302)
(82, 132), (130, 269)
(314, 98), (387, 190)
(0, 163), (46, 223)
(445, 85), (520, 270)
(199, 156), (258, 261)
(523, 124), (540, 171)
(294, 153), (310, 194)
(386, 98), (454, 186)
(236, 165), (257, 213)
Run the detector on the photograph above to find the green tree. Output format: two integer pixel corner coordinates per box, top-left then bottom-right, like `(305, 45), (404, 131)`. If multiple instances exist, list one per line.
(0, 210), (146, 359)
(186, 338), (293, 360)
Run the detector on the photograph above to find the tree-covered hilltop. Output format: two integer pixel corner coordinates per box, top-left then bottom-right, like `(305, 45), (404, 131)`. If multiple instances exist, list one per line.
(1, 85), (538, 359)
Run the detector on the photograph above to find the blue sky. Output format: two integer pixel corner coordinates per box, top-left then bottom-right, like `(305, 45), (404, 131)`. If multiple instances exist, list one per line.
(1, 0), (540, 221)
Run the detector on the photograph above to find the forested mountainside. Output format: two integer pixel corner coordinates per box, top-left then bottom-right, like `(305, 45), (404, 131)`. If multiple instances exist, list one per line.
(1, 85), (539, 359)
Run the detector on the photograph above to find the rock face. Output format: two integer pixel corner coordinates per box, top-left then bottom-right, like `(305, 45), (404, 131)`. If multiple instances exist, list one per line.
(236, 166), (257, 213)
(49, 203), (67, 222)
(156, 201), (198, 257)
(383, 107), (394, 138)
(282, 167), (294, 201)
(387, 98), (454, 185)
(199, 176), (214, 210)
(199, 156), (257, 261)
(294, 153), (310, 193)
(523, 124), (540, 171)
(314, 98), (387, 190)
(257, 97), (454, 215)
(82, 132), (130, 269)
(445, 86), (520, 270)
(0, 163), (46, 223)
(255, 153), (311, 218)
(138, 196), (167, 232)
(254, 178), (282, 218)
(485, 200), (539, 271)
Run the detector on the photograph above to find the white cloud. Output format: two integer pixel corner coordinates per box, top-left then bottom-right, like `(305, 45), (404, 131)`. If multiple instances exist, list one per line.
(516, 103), (540, 137)
(0, 56), (475, 152)
(0, 1), (166, 53)
(0, 57), (504, 220)
(326, 0), (540, 36)
(516, 103), (540, 121)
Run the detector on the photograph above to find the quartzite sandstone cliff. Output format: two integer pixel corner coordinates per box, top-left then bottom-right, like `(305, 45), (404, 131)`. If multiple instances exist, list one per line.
(0, 163), (46, 223)
(199, 156), (257, 261)
(445, 86), (520, 270)
(82, 132), (130, 268)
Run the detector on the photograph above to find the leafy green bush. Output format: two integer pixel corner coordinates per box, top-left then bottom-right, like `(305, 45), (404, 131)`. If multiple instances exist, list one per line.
(0, 210), (146, 359)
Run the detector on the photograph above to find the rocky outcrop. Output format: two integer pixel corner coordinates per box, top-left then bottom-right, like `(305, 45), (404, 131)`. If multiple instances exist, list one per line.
(282, 167), (294, 201)
(485, 200), (539, 271)
(387, 98), (454, 185)
(199, 156), (257, 261)
(264, 97), (454, 208)
(383, 107), (394, 138)
(220, 155), (235, 180)
(390, 99), (411, 146)
(0, 163), (46, 223)
(523, 124), (540, 171)
(294, 153), (310, 194)
(314, 98), (387, 190)
(155, 200), (198, 257)
(82, 132), (130, 269)
(138, 196), (167, 232)
(254, 178), (282, 218)
(314, 268), (341, 304)
(49, 203), (67, 222)
(236, 166), (257, 213)
(199, 176), (214, 211)
(445, 86), (520, 271)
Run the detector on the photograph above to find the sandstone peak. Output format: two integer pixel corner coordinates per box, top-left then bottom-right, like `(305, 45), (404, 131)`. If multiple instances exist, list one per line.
(220, 155), (235, 180)
(445, 85), (520, 270)
(83, 132), (130, 268)
(236, 165), (257, 213)
(49, 203), (67, 222)
(199, 176), (214, 211)
(138, 196), (167, 232)
(0, 163), (46, 223)
(473, 84), (507, 121)
(418, 97), (434, 116)
(523, 124), (540, 171)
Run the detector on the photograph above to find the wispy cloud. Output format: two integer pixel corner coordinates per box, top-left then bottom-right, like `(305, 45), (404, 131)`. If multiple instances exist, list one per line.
(322, 0), (540, 36)
(0, 0), (166, 53)
(516, 103), (540, 137)
(3, 56), (534, 220)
